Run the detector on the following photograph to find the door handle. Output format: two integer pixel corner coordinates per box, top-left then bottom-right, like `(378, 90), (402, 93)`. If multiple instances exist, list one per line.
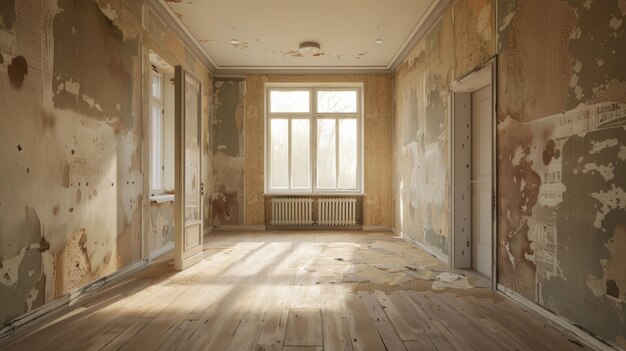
(200, 182), (205, 196)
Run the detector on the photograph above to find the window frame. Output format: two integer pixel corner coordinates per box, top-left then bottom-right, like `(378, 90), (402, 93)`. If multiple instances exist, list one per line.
(265, 83), (364, 194)
(150, 68), (165, 196)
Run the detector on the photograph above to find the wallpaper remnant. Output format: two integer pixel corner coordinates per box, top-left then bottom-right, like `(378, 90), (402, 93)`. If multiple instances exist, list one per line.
(497, 0), (626, 346)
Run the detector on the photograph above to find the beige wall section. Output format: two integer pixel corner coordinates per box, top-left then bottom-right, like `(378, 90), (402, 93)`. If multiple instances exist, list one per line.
(245, 74), (393, 227)
(0, 0), (212, 326)
(392, 0), (494, 257)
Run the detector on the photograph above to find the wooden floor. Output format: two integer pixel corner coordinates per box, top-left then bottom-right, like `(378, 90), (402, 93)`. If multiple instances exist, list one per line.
(1, 231), (590, 351)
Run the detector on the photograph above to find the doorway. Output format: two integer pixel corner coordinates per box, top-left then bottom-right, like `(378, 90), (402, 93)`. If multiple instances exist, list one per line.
(143, 52), (204, 271)
(450, 61), (495, 283)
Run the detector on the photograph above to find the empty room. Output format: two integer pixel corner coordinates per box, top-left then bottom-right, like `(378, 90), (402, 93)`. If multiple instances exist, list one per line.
(0, 0), (624, 350)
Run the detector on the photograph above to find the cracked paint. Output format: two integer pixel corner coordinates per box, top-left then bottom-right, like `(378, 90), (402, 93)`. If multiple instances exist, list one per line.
(497, 0), (626, 345)
(0, 0), (212, 326)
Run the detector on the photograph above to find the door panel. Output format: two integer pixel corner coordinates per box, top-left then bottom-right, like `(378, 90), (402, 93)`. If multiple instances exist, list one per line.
(472, 84), (492, 278)
(175, 66), (203, 271)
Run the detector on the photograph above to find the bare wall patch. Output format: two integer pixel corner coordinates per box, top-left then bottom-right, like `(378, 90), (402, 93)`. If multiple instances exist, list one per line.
(52, 0), (138, 127)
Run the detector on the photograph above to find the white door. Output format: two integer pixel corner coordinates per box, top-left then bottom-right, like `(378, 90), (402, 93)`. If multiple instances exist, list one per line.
(174, 66), (203, 271)
(471, 84), (492, 278)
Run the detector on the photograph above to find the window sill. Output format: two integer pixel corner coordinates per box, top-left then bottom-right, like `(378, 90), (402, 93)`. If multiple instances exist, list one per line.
(150, 194), (175, 203)
(264, 193), (365, 196)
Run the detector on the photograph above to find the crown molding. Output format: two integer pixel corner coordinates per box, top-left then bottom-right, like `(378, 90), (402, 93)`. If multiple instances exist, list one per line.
(389, 0), (450, 71)
(215, 68), (392, 76)
(148, 0), (217, 72)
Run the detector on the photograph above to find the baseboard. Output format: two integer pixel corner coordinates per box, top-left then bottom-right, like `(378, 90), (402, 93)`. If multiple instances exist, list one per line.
(394, 227), (449, 264)
(0, 258), (148, 343)
(203, 226), (215, 235)
(362, 225), (392, 231)
(148, 241), (174, 261)
(214, 225), (266, 231)
(497, 284), (618, 351)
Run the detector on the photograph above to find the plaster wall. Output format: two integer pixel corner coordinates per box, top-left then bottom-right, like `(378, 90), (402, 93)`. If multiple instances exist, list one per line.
(393, 0), (495, 257)
(394, 0), (626, 347)
(497, 0), (626, 346)
(0, 0), (212, 326)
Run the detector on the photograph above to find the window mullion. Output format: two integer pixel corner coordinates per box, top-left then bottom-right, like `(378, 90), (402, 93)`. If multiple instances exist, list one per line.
(288, 118), (292, 190)
(312, 89), (317, 193)
(334, 117), (339, 191)
(266, 112), (270, 193)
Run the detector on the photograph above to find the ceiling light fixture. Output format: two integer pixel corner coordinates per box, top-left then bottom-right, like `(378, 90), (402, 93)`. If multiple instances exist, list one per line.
(375, 39), (383, 45)
(298, 41), (321, 55)
(230, 39), (239, 45)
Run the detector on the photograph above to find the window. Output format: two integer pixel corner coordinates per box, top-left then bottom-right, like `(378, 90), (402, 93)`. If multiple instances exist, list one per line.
(266, 85), (362, 193)
(150, 69), (164, 194)
(149, 55), (175, 200)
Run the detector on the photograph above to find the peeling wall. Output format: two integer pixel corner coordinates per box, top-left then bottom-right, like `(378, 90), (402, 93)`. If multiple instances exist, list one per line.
(211, 79), (245, 226)
(244, 74), (393, 227)
(497, 0), (626, 347)
(393, 0), (625, 346)
(0, 0), (212, 326)
(393, 0), (495, 257)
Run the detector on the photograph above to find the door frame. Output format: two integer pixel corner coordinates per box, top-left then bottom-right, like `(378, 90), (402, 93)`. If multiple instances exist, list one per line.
(174, 65), (204, 271)
(449, 58), (497, 289)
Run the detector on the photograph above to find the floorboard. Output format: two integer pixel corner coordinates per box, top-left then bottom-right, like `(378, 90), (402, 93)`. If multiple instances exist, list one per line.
(0, 231), (592, 351)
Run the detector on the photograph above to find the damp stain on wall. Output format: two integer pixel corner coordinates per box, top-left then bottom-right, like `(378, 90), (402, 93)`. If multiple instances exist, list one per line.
(7, 55), (27, 89)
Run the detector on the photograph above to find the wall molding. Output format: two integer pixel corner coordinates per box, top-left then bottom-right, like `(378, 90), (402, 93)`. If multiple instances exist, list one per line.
(392, 227), (449, 264)
(389, 0), (451, 71)
(497, 284), (617, 351)
(0, 259), (148, 343)
(214, 225), (266, 231)
(147, 0), (216, 72)
(215, 68), (392, 75)
(148, 241), (174, 262)
(362, 226), (392, 232)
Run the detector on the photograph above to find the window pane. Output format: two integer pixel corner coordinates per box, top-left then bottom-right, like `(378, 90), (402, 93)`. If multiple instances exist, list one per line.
(270, 90), (310, 113)
(291, 119), (310, 189)
(270, 119), (289, 188)
(151, 103), (162, 191)
(317, 90), (357, 113)
(151, 73), (161, 99)
(184, 75), (201, 222)
(316, 119), (336, 189)
(338, 119), (358, 190)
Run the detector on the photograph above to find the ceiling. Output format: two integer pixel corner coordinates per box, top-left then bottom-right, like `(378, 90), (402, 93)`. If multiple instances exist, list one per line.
(163, 0), (438, 72)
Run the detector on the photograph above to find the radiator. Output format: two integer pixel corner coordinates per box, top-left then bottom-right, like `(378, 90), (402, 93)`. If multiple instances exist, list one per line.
(318, 198), (357, 226)
(270, 198), (313, 226)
